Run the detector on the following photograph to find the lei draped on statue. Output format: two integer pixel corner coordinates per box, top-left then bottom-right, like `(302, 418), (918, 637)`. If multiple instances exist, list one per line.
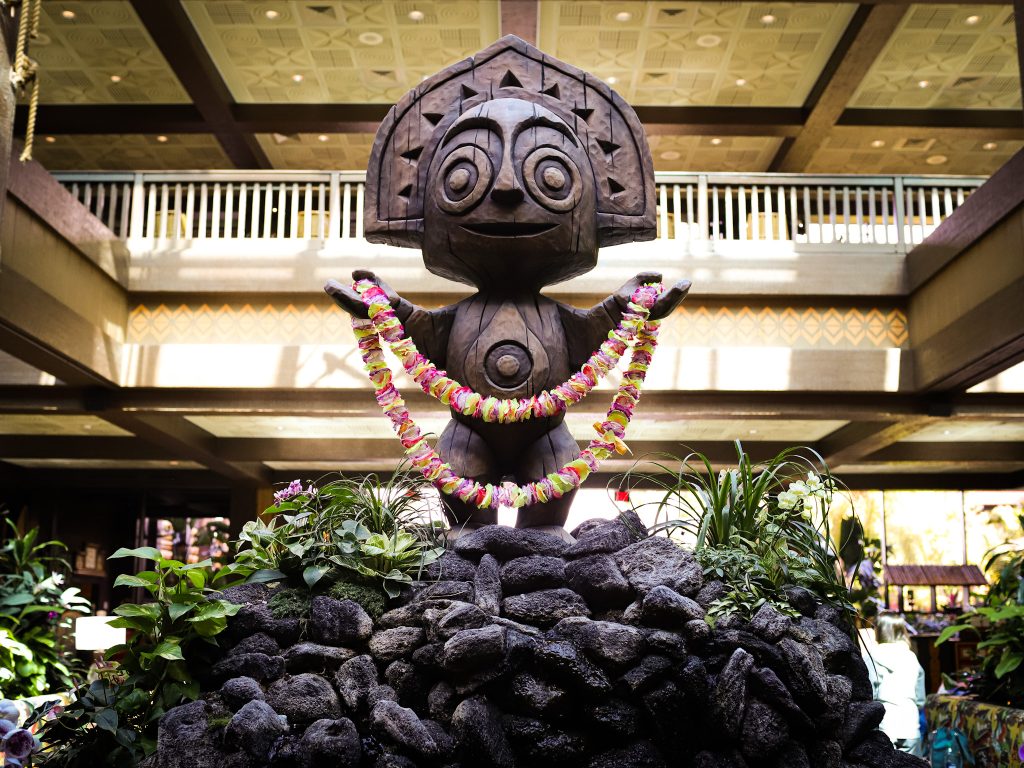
(351, 279), (662, 510)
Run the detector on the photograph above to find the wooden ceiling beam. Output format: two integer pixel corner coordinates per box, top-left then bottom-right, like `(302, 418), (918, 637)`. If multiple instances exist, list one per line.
(127, 0), (269, 169)
(865, 441), (1024, 462)
(816, 417), (937, 466)
(771, 4), (909, 172)
(0, 436), (170, 460)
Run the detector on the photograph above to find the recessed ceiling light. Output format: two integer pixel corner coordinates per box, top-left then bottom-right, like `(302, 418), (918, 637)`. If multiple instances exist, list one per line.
(44, 135), (56, 143)
(276, 425), (285, 431)
(408, 9), (425, 21)
(735, 78), (747, 87)
(292, 73), (304, 83)
(710, 138), (723, 146)
(156, 135), (168, 143)
(317, 134), (329, 142)
(926, 154), (948, 165)
(169, 460), (180, 466)
(982, 141), (998, 150)
(760, 13), (776, 24)
(110, 75), (122, 83)
(660, 150), (680, 160)
(358, 31), (384, 45)
(917, 79), (930, 88)
(615, 11), (632, 22)
(606, 76), (618, 85)
(943, 429), (952, 435)
(696, 34), (722, 48)
(265, 9), (280, 19)
(61, 9), (75, 19)
(870, 139), (885, 148)
(748, 428), (758, 435)
(965, 14), (981, 24)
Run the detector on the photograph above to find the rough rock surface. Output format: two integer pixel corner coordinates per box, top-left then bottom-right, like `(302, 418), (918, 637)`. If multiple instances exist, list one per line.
(157, 520), (925, 768)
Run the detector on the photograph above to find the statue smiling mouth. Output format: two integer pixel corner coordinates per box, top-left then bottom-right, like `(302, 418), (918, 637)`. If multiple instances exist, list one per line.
(461, 222), (557, 237)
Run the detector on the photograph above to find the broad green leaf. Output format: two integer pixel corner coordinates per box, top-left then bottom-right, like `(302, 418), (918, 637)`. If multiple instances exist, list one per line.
(151, 639), (185, 661)
(168, 602), (195, 622)
(110, 547), (163, 562)
(114, 602), (161, 620)
(245, 568), (287, 584)
(935, 624), (970, 645)
(303, 564), (329, 588)
(114, 574), (158, 590)
(191, 616), (228, 637)
(94, 707), (119, 733)
(994, 651), (1023, 679)
(185, 570), (206, 589)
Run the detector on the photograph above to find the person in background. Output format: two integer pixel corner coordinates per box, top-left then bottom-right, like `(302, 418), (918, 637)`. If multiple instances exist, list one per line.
(867, 611), (927, 756)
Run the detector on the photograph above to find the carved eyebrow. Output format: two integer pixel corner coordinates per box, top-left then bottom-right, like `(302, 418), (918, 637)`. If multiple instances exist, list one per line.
(440, 116), (501, 148)
(514, 115), (578, 147)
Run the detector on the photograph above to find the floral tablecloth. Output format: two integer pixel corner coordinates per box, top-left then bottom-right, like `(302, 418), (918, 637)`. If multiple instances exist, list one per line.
(926, 694), (1024, 768)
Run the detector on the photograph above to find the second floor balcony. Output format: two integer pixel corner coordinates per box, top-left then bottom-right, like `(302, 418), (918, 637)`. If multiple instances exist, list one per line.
(55, 170), (985, 296)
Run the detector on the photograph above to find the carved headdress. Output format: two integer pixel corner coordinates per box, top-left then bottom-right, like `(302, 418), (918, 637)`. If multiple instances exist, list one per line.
(364, 35), (656, 250)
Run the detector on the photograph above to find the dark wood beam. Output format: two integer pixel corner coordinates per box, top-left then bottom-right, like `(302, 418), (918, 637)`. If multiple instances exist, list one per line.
(127, 0), (269, 169)
(0, 436), (169, 460)
(816, 417), (936, 466)
(865, 441), (1024, 463)
(1015, 0), (1024, 123)
(500, 0), (538, 45)
(771, 4), (908, 172)
(839, 108), (1024, 131)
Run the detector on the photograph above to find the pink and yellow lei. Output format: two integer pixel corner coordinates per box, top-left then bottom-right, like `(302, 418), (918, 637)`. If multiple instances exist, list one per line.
(351, 279), (661, 509)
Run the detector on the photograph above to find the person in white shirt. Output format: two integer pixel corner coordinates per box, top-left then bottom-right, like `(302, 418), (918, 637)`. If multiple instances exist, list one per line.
(866, 611), (927, 756)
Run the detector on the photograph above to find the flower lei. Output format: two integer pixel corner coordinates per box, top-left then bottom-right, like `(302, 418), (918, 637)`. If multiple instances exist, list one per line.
(351, 279), (662, 510)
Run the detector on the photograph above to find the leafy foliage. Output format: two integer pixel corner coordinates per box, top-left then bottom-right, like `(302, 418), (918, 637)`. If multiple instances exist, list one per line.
(626, 441), (853, 624)
(937, 512), (1024, 707)
(37, 548), (238, 767)
(224, 471), (443, 598)
(0, 519), (90, 699)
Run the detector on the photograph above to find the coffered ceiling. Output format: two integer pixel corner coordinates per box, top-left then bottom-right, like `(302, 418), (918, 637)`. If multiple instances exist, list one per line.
(17, 1), (1024, 175)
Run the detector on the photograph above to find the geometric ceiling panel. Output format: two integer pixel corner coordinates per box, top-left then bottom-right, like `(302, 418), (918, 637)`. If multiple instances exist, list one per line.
(255, 132), (376, 170)
(849, 4), (1020, 110)
(31, 134), (232, 171)
(182, 1), (501, 103)
(0, 415), (131, 437)
(538, 1), (857, 107)
(34, 1), (188, 104)
(648, 135), (785, 171)
(807, 129), (1024, 174)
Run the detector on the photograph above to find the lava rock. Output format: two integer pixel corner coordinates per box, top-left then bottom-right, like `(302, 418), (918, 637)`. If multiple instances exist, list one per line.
(442, 624), (506, 673)
(219, 676), (265, 711)
(564, 554), (634, 609)
(740, 697), (789, 758)
(335, 654), (379, 712)
(225, 699), (288, 757)
(416, 580), (475, 603)
(565, 513), (643, 558)
(840, 700), (886, 748)
(454, 526), (570, 561)
(585, 698), (640, 737)
(644, 629), (687, 659)
(554, 617), (645, 668)
(452, 695), (515, 768)
(640, 585), (705, 627)
(710, 648), (754, 739)
(618, 654), (672, 695)
(500, 555), (566, 594)
(309, 596), (373, 646)
(695, 580), (728, 609)
(779, 637), (830, 710)
(427, 681), (459, 724)
(588, 741), (667, 768)
(367, 684), (400, 709)
(475, 555), (503, 615)
(212, 652), (285, 683)
(157, 700), (223, 768)
(267, 672), (341, 724)
(300, 718), (362, 768)
(425, 551), (478, 581)
(425, 601), (490, 641)
(750, 602), (792, 643)
(386, 660), (429, 708)
(369, 627), (426, 661)
(502, 588), (590, 627)
(284, 642), (357, 672)
(613, 537), (703, 596)
(684, 618), (712, 644)
(370, 699), (439, 758)
(229, 631), (279, 657)
(510, 671), (570, 717)
(533, 639), (612, 695)
(503, 714), (587, 765)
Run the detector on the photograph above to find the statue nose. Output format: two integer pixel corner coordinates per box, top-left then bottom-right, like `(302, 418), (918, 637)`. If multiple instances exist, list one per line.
(490, 164), (524, 206)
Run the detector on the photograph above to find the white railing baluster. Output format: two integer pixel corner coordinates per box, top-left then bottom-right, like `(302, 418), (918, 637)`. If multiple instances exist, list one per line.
(854, 187), (863, 244)
(355, 183), (364, 239)
(71, 182), (79, 202)
(751, 186), (760, 240)
(696, 176), (709, 242)
(711, 185), (720, 241)
(789, 186), (798, 242)
(724, 185), (733, 242)
(172, 183), (182, 243)
(211, 183), (221, 239)
(943, 187), (953, 222)
(290, 182), (300, 239)
(658, 183), (669, 239)
(738, 186), (747, 241)
(342, 183), (352, 239)
(198, 183), (209, 239)
(329, 173), (341, 240)
(776, 185), (786, 241)
(671, 184), (682, 241)
(956, 188), (965, 207)
(263, 184), (273, 237)
(145, 183), (156, 240)
(763, 184), (773, 241)
(251, 183), (262, 238)
(95, 184), (106, 225)
(107, 183), (118, 232)
(83, 183), (93, 215)
(930, 187), (941, 235)
(185, 183), (195, 239)
(277, 184), (287, 238)
(237, 183), (248, 239)
(867, 187), (876, 244)
(158, 183), (169, 242)
(225, 183), (234, 239)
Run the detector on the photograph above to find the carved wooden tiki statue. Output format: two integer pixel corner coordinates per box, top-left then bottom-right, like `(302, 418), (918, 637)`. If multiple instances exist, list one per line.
(327, 35), (690, 533)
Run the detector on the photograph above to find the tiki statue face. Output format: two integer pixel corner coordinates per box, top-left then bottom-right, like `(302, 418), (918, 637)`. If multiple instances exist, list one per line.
(422, 99), (597, 290)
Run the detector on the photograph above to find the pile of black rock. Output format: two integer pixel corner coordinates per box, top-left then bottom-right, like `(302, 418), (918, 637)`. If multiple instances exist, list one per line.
(156, 512), (927, 768)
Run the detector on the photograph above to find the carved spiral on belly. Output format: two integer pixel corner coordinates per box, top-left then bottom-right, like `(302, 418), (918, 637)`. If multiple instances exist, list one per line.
(484, 342), (533, 390)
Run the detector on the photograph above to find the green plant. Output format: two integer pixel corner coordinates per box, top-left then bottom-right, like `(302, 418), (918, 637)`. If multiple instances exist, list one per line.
(37, 548), (239, 767)
(224, 471), (443, 598)
(0, 519), (90, 699)
(626, 442), (853, 624)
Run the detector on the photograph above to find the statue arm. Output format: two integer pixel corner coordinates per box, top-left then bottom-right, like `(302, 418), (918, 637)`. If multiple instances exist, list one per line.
(558, 272), (692, 370)
(324, 270), (455, 366)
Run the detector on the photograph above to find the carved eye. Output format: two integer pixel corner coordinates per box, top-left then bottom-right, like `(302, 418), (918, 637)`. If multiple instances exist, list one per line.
(437, 146), (493, 214)
(522, 147), (582, 212)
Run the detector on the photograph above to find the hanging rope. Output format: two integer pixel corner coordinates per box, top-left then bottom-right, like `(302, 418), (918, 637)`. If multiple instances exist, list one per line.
(8, 0), (42, 162)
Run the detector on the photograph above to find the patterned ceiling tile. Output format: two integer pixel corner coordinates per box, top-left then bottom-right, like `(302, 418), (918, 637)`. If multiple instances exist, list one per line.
(31, 135), (231, 171)
(255, 133), (375, 170)
(537, 2), (857, 107)
(849, 4), (1020, 110)
(649, 135), (783, 171)
(33, 1), (188, 104)
(183, 1), (501, 103)
(807, 128), (1024, 174)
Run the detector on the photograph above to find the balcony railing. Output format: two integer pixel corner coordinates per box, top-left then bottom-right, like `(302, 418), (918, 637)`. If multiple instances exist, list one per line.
(56, 170), (984, 255)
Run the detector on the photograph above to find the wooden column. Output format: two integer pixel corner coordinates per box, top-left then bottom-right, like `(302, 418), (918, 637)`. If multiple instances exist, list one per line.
(0, 7), (18, 247)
